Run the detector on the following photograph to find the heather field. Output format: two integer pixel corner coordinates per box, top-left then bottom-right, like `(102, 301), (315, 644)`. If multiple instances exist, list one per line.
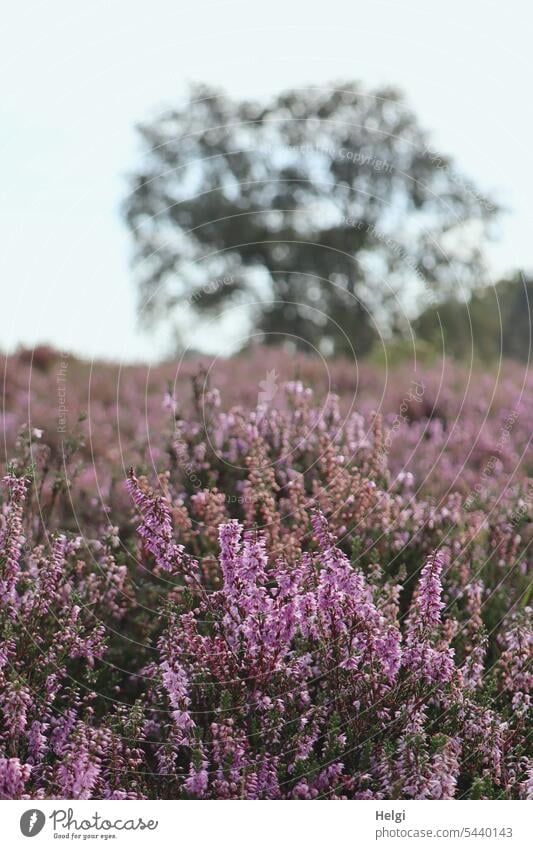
(0, 347), (531, 799)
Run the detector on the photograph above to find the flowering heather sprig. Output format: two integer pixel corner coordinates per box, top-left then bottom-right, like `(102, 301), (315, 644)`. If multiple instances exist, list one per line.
(160, 658), (195, 746)
(408, 550), (447, 634)
(403, 551), (454, 684)
(127, 468), (199, 580)
(56, 725), (110, 799)
(427, 737), (462, 799)
(0, 757), (31, 799)
(127, 469), (181, 570)
(34, 534), (65, 615)
(243, 437), (281, 546)
(312, 509), (402, 683)
(0, 681), (32, 736)
(521, 764), (533, 800)
(218, 519), (243, 593)
(50, 709), (78, 757)
(497, 608), (533, 697)
(0, 475), (28, 609)
(461, 638), (487, 690)
(27, 720), (48, 765)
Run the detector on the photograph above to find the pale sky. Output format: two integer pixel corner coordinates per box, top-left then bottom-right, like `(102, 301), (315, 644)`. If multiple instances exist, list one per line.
(1, 0), (532, 362)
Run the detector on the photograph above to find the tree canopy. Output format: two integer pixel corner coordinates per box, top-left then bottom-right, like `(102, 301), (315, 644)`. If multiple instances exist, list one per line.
(124, 82), (498, 355)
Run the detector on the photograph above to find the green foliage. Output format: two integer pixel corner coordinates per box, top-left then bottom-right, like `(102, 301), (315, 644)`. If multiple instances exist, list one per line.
(414, 273), (532, 362)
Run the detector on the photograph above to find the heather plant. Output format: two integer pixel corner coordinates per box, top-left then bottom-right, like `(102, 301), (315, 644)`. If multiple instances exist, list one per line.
(0, 357), (531, 799)
(2, 349), (531, 509)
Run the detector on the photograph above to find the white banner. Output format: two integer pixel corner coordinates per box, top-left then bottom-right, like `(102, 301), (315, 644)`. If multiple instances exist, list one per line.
(2, 799), (531, 848)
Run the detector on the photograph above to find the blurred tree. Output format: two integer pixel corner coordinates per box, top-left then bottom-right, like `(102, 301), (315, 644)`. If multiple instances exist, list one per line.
(124, 82), (498, 356)
(414, 273), (532, 362)
(500, 273), (533, 361)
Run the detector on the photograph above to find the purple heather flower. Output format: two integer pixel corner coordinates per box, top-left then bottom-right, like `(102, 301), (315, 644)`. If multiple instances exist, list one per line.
(0, 758), (31, 799)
